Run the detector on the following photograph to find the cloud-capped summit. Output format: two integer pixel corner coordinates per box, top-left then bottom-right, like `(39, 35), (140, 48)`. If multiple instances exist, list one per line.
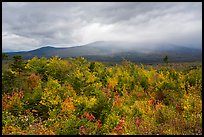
(2, 2), (202, 52)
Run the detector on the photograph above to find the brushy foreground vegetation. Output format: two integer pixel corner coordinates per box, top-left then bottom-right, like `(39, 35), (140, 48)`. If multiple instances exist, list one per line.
(2, 56), (202, 135)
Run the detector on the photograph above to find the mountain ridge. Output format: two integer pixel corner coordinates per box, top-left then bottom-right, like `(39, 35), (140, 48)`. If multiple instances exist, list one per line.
(4, 41), (202, 64)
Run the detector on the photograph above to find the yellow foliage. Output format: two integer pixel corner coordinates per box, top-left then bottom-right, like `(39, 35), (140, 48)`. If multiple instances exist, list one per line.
(107, 78), (118, 90)
(86, 74), (96, 83)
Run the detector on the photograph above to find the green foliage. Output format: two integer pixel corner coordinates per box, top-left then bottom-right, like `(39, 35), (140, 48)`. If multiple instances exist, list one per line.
(10, 55), (26, 73)
(2, 57), (202, 135)
(2, 53), (9, 60)
(25, 57), (48, 81)
(2, 69), (18, 94)
(10, 55), (26, 91)
(46, 56), (71, 83)
(163, 55), (169, 64)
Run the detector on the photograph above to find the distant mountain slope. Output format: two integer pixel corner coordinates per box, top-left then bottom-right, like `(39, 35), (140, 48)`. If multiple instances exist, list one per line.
(4, 41), (202, 64)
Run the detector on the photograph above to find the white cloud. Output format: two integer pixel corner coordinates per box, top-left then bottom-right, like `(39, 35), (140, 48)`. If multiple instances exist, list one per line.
(2, 2), (202, 52)
(2, 32), (40, 51)
(78, 23), (115, 43)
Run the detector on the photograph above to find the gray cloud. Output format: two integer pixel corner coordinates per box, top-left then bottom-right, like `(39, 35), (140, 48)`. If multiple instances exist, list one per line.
(2, 2), (202, 52)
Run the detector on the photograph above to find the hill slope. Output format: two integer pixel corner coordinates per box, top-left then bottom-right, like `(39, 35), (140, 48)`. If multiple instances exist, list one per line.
(5, 41), (202, 64)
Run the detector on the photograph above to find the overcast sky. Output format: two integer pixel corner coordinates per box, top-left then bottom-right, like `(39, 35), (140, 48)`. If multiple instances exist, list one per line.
(2, 2), (202, 52)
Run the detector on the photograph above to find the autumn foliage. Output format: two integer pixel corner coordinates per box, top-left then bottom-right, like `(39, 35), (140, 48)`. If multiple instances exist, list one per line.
(2, 56), (202, 135)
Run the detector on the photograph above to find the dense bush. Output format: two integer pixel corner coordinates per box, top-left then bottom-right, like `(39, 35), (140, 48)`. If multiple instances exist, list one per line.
(2, 56), (202, 135)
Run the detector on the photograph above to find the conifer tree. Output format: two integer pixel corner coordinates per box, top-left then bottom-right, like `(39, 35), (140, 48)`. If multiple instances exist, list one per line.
(10, 55), (25, 91)
(163, 55), (169, 65)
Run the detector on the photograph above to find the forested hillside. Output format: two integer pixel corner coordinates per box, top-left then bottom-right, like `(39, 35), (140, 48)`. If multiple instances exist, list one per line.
(2, 56), (202, 135)
(4, 41), (202, 64)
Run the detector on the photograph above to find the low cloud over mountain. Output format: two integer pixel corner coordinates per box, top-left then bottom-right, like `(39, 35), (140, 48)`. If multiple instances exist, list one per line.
(2, 2), (202, 52)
